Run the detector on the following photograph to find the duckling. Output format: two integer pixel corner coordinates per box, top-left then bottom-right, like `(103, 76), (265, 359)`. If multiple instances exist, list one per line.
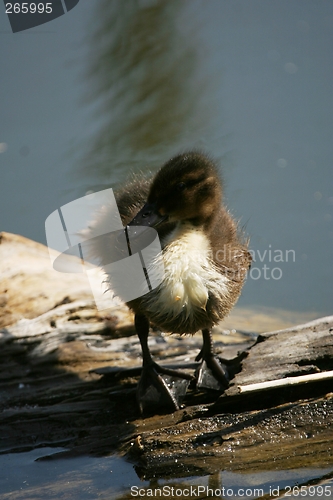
(93, 152), (251, 412)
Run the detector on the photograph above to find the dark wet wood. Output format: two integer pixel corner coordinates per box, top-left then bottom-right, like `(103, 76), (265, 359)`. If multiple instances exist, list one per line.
(1, 231), (332, 480)
(130, 396), (333, 480)
(1, 292), (333, 478)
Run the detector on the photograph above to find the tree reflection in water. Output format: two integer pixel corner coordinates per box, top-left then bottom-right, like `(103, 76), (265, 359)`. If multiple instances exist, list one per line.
(79, 0), (215, 187)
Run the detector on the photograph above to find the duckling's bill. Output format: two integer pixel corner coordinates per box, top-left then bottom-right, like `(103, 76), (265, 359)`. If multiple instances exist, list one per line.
(128, 202), (168, 228)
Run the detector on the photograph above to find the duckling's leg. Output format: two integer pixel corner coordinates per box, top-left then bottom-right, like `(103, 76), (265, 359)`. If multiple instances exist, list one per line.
(135, 314), (192, 413)
(195, 328), (229, 391)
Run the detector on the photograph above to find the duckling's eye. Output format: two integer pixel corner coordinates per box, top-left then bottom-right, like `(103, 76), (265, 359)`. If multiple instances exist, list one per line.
(176, 182), (186, 192)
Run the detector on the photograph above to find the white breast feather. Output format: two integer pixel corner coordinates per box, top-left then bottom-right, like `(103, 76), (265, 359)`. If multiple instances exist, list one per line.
(143, 225), (229, 321)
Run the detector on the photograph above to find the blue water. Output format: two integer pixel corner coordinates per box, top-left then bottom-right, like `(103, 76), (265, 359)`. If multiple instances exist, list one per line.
(1, 1), (332, 315)
(0, 447), (332, 499)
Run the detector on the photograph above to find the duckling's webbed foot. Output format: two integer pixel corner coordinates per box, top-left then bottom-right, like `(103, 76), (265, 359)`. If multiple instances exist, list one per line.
(195, 328), (229, 391)
(135, 314), (192, 413)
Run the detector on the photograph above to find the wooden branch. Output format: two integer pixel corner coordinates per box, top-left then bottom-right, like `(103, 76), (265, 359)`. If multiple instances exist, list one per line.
(238, 370), (333, 394)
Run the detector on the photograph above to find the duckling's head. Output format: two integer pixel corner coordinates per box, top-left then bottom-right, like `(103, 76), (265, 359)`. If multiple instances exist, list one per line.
(129, 152), (222, 228)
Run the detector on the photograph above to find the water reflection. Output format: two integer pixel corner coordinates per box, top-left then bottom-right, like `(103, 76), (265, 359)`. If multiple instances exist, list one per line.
(79, 0), (214, 187)
(2, 448), (331, 500)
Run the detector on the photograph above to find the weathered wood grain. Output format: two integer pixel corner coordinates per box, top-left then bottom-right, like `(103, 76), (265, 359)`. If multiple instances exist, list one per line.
(0, 231), (332, 480)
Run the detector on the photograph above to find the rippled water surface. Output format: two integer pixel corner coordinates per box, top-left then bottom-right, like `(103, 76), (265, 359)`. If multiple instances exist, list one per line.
(1, 448), (332, 499)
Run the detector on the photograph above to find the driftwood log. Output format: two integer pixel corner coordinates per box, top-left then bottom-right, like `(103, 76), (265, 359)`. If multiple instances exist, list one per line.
(0, 231), (332, 482)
